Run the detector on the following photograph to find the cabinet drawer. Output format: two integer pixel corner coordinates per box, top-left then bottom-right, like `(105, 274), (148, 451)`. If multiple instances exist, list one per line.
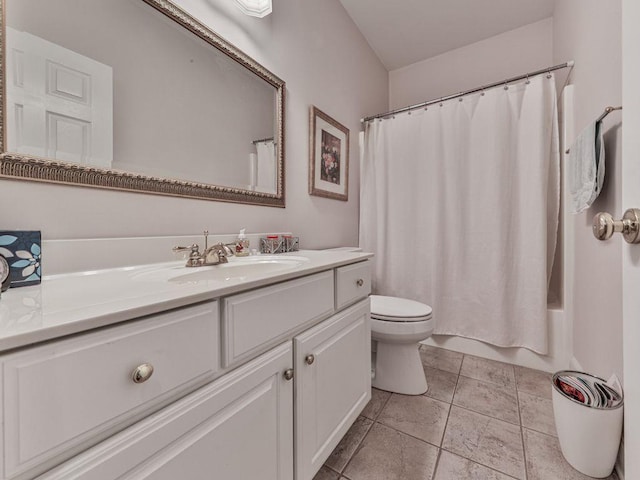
(223, 272), (334, 366)
(1, 301), (219, 480)
(335, 261), (371, 310)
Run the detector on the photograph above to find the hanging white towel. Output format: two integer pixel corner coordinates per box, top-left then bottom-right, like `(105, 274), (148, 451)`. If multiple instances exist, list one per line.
(256, 141), (276, 194)
(568, 120), (605, 213)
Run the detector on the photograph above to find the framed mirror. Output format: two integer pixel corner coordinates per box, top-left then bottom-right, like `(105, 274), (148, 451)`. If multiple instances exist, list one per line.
(0, 0), (285, 207)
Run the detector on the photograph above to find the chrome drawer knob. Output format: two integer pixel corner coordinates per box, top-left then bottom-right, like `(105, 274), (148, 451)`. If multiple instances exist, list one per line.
(283, 369), (294, 381)
(356, 278), (364, 287)
(305, 354), (315, 365)
(131, 363), (154, 384)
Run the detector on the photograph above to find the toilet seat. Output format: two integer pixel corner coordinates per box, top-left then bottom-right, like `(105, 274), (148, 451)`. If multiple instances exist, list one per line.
(370, 295), (432, 322)
(371, 317), (434, 342)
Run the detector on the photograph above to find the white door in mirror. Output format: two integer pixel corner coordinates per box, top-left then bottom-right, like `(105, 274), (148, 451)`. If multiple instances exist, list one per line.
(6, 27), (113, 168)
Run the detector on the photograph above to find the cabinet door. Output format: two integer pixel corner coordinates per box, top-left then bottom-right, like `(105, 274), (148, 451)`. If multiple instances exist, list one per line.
(294, 300), (371, 480)
(39, 343), (294, 480)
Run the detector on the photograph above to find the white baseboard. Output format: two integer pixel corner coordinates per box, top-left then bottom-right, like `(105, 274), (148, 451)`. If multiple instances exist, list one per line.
(569, 356), (583, 371)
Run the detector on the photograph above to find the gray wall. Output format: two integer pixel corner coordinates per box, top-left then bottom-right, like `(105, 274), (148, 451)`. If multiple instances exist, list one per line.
(554, 0), (623, 380)
(389, 19), (554, 110)
(0, 0), (389, 248)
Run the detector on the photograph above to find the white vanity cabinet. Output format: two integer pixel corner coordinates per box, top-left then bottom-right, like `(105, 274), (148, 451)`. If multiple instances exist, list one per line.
(0, 258), (372, 480)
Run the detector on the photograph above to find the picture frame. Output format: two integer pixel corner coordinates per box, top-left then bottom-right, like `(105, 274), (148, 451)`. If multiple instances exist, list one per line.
(309, 106), (349, 201)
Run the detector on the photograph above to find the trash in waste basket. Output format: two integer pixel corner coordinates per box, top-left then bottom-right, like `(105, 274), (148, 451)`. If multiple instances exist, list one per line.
(552, 370), (623, 478)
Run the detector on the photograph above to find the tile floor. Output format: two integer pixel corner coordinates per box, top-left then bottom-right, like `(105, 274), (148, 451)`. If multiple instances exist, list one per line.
(314, 345), (619, 480)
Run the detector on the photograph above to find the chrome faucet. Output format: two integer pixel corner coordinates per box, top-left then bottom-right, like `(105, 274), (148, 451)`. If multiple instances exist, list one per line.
(173, 231), (236, 267)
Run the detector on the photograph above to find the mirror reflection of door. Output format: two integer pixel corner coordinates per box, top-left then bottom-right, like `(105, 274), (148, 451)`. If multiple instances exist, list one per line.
(6, 27), (113, 168)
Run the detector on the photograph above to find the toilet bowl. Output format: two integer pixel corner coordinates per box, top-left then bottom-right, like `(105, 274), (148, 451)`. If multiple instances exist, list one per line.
(371, 295), (434, 395)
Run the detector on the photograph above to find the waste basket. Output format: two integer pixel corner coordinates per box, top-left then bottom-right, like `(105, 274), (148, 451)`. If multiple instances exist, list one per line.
(552, 370), (623, 478)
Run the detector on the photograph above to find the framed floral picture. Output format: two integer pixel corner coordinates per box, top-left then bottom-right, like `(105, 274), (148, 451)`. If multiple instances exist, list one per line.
(0, 231), (42, 287)
(309, 106), (349, 201)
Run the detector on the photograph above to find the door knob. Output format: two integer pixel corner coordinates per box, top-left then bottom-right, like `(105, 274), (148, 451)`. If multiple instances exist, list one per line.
(592, 208), (640, 243)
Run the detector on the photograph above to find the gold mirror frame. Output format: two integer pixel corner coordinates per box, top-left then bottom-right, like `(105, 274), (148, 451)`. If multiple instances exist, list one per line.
(0, 0), (286, 207)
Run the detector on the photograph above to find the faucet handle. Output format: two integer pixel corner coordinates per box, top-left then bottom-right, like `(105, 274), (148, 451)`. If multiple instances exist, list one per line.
(172, 243), (200, 255)
(173, 244), (202, 267)
(223, 243), (237, 256)
(211, 242), (234, 257)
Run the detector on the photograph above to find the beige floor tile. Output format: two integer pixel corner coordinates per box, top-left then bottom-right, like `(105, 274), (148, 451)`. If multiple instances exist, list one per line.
(518, 391), (556, 436)
(377, 393), (450, 446)
(314, 466), (340, 480)
(442, 406), (525, 479)
(325, 416), (373, 473)
(420, 345), (463, 374)
(453, 376), (520, 424)
(343, 422), (439, 480)
(460, 355), (515, 388)
(424, 366), (458, 403)
(435, 450), (517, 480)
(523, 428), (618, 480)
(515, 366), (552, 399)
(361, 388), (391, 420)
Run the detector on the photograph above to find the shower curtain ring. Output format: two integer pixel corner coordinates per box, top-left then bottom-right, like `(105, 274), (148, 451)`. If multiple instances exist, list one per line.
(439, 98), (443, 107)
(546, 70), (552, 79)
(525, 75), (530, 85)
(503, 81), (509, 90)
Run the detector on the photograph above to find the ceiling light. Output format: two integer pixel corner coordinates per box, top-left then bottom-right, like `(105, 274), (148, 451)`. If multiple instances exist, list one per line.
(234, 0), (272, 18)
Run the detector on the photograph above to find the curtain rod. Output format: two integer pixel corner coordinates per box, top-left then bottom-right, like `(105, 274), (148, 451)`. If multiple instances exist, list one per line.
(361, 60), (575, 123)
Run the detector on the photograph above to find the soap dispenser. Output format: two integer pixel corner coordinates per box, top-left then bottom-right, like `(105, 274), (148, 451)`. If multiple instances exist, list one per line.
(235, 229), (250, 256)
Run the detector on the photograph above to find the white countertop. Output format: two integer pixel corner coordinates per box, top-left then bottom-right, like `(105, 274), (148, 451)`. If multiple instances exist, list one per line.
(0, 250), (373, 352)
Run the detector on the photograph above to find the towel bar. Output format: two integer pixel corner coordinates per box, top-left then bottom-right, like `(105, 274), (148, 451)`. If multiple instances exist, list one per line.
(565, 106), (622, 154)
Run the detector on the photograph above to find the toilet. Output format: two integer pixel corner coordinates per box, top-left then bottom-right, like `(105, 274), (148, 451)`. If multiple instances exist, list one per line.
(323, 248), (434, 395)
(371, 295), (434, 395)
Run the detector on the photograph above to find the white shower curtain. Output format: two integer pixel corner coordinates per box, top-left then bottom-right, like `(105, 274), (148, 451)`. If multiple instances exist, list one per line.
(360, 74), (559, 354)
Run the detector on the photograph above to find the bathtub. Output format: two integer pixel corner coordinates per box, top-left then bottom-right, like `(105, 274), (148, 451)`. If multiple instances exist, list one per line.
(422, 306), (570, 373)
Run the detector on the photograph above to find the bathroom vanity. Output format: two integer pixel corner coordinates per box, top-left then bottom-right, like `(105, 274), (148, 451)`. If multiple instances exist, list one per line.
(0, 250), (372, 480)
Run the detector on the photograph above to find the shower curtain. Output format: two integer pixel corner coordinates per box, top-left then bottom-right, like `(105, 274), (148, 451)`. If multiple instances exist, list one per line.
(360, 74), (559, 354)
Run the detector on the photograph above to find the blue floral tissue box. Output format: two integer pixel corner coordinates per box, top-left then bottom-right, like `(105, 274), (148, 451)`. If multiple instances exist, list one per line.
(0, 231), (42, 287)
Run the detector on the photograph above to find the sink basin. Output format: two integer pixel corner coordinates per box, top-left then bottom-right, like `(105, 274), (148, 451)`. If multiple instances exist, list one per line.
(171, 255), (309, 283)
(133, 255), (310, 284)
